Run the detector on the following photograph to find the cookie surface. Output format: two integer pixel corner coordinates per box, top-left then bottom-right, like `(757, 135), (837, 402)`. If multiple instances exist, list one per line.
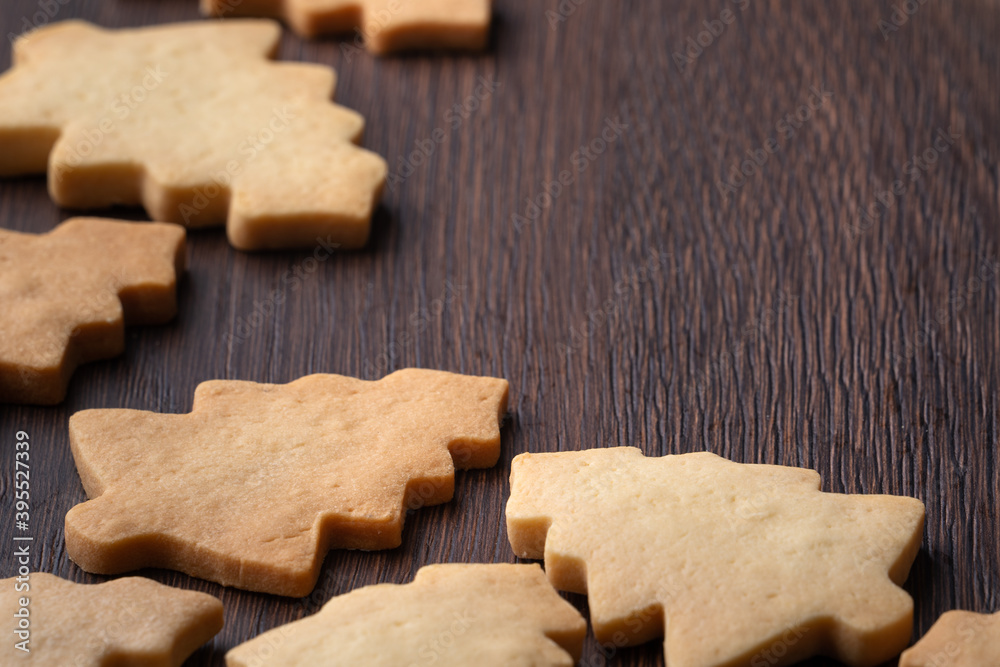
(226, 563), (584, 666)
(66, 369), (509, 596)
(899, 610), (1000, 666)
(0, 217), (185, 405)
(202, 0), (491, 53)
(506, 447), (925, 667)
(1, 572), (223, 666)
(0, 20), (386, 250)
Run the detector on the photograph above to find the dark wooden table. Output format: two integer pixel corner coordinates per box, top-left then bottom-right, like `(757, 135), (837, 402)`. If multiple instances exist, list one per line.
(1, 1), (998, 665)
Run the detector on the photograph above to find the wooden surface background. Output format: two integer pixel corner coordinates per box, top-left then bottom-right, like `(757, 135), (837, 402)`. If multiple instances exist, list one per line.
(1, 1), (998, 665)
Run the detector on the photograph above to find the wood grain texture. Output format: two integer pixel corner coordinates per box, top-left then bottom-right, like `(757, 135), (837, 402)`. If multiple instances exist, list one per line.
(0, 1), (997, 665)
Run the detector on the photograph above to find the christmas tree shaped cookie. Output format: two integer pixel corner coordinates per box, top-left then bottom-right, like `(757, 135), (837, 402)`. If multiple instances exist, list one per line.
(227, 563), (585, 666)
(0, 573), (222, 666)
(506, 447), (926, 667)
(0, 20), (386, 250)
(202, 0), (491, 53)
(66, 369), (509, 596)
(0, 218), (185, 405)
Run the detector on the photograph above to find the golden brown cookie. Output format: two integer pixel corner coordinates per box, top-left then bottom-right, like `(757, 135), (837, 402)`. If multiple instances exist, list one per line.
(506, 447), (926, 667)
(899, 610), (1000, 666)
(0, 218), (185, 405)
(66, 369), (509, 596)
(1, 572), (223, 666)
(0, 20), (386, 250)
(202, 0), (491, 53)
(226, 563), (585, 666)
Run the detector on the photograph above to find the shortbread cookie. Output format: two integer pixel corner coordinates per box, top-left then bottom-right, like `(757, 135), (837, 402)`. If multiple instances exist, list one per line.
(202, 0), (490, 53)
(227, 563), (585, 666)
(506, 448), (925, 667)
(0, 20), (386, 250)
(899, 610), (1000, 666)
(66, 369), (509, 596)
(1, 572), (223, 666)
(0, 218), (185, 405)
